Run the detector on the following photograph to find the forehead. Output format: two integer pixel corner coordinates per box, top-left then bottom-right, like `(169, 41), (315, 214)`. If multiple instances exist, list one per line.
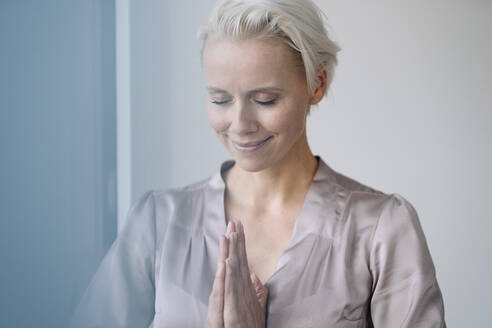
(202, 36), (304, 89)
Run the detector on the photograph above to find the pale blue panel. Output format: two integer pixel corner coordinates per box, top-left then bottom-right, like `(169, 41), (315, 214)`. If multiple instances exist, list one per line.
(0, 1), (116, 327)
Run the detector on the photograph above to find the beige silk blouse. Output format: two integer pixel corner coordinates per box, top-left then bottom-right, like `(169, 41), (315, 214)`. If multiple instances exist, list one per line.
(70, 156), (446, 327)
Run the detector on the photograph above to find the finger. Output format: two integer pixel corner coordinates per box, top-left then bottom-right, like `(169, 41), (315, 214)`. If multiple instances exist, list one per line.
(207, 260), (225, 327)
(236, 221), (251, 281)
(226, 220), (237, 237)
(226, 220), (232, 237)
(219, 234), (229, 262)
(228, 230), (237, 262)
(226, 232), (239, 289)
(229, 229), (252, 303)
(225, 258), (236, 295)
(215, 260), (226, 309)
(251, 272), (269, 310)
(224, 257), (239, 325)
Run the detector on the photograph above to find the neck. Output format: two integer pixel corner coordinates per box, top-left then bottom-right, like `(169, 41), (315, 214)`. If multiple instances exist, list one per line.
(225, 132), (318, 212)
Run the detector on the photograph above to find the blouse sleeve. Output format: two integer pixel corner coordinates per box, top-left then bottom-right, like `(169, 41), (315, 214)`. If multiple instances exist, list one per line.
(69, 190), (157, 328)
(368, 194), (446, 327)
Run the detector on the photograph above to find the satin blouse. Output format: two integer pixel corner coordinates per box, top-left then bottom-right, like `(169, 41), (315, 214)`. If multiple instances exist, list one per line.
(70, 156), (446, 327)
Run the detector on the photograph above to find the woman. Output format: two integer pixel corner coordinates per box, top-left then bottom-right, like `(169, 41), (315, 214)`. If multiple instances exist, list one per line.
(71, 0), (446, 327)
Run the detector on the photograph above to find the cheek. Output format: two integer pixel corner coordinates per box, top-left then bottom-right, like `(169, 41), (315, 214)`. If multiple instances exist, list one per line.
(206, 106), (228, 133)
(268, 105), (307, 135)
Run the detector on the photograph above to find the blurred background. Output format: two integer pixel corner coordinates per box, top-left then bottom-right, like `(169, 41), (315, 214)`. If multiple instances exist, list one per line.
(1, 0), (490, 327)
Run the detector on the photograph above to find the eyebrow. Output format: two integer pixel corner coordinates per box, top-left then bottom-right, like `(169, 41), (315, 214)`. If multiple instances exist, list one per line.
(206, 86), (284, 94)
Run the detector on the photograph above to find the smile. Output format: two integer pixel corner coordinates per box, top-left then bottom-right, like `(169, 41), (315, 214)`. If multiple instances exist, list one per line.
(231, 136), (273, 153)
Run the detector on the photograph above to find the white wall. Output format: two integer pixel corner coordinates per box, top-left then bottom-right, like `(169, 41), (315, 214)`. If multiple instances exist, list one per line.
(126, 1), (492, 325)
(129, 0), (224, 206)
(313, 2), (492, 326)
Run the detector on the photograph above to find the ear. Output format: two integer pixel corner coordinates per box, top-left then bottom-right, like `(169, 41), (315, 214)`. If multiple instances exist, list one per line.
(309, 64), (328, 105)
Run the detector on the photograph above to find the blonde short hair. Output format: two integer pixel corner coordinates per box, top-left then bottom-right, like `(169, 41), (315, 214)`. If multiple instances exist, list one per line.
(197, 0), (341, 96)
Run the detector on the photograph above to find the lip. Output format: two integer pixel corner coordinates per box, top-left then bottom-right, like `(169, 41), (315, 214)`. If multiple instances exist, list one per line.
(233, 137), (272, 147)
(231, 136), (272, 152)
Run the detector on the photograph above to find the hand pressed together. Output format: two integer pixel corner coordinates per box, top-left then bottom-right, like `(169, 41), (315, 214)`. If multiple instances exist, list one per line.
(206, 221), (269, 328)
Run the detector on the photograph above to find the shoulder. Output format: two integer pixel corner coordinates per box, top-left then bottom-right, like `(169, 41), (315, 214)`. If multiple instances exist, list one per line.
(327, 167), (392, 215)
(151, 175), (212, 212)
(331, 171), (426, 260)
(329, 168), (384, 196)
(327, 166), (395, 212)
(130, 175), (215, 230)
(327, 168), (419, 234)
(327, 170), (432, 268)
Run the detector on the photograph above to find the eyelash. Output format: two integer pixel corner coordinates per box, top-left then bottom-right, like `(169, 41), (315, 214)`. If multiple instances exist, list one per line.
(211, 100), (230, 105)
(256, 99), (276, 106)
(211, 99), (277, 106)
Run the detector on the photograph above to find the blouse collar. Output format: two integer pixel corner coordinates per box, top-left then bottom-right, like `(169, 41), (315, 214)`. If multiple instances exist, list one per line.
(209, 155), (336, 190)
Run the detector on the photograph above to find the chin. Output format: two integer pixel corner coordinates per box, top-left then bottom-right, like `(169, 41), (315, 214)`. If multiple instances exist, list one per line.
(229, 153), (272, 173)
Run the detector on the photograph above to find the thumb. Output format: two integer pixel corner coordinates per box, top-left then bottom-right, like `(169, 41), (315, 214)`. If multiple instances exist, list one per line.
(250, 272), (269, 310)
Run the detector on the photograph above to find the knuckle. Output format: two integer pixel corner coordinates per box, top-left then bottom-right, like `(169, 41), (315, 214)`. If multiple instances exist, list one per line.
(226, 257), (237, 270)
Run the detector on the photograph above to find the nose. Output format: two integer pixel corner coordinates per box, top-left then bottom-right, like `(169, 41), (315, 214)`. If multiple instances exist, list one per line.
(229, 100), (258, 135)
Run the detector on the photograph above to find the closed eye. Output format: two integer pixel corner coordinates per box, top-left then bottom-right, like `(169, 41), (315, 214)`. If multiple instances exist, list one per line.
(210, 98), (276, 105)
(255, 99), (276, 106)
(211, 99), (231, 105)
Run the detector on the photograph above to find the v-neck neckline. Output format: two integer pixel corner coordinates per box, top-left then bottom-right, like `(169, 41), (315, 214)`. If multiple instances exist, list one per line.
(215, 156), (323, 286)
